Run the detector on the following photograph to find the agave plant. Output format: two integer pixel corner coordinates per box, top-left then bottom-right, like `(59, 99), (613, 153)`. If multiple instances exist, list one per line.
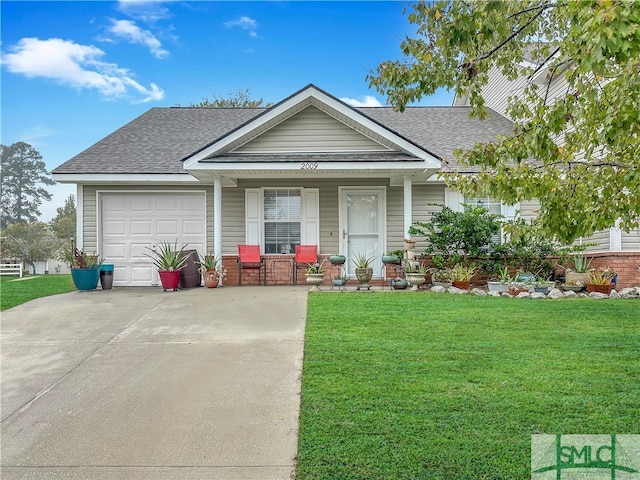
(352, 253), (376, 269)
(144, 240), (189, 271)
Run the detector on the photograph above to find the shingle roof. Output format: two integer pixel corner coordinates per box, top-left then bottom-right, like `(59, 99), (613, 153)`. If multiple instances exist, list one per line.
(52, 105), (513, 174)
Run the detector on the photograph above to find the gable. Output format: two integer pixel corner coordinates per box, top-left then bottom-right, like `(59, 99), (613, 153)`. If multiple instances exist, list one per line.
(234, 105), (390, 154)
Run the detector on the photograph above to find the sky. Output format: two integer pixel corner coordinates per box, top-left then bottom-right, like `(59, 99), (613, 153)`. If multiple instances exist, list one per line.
(1, 0), (454, 222)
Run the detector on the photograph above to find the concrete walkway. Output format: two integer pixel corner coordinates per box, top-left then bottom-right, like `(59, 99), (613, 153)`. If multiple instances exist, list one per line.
(1, 286), (308, 479)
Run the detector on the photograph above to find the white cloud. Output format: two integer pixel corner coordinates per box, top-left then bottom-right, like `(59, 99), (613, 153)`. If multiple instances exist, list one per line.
(116, 0), (173, 24)
(340, 95), (384, 107)
(224, 16), (258, 37)
(2, 37), (165, 103)
(109, 19), (169, 58)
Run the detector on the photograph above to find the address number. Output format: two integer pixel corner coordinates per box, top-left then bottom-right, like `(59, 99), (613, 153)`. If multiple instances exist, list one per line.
(301, 162), (319, 170)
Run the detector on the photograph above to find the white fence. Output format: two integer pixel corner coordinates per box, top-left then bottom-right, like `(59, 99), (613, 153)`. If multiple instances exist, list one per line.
(0, 262), (23, 277)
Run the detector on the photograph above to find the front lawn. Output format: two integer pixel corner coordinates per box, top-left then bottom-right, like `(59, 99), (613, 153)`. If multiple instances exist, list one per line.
(297, 293), (640, 479)
(0, 275), (75, 311)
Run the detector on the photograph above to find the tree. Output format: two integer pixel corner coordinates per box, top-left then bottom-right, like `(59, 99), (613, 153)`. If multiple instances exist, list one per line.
(50, 194), (76, 240)
(368, 1), (640, 243)
(1, 142), (56, 229)
(183, 88), (273, 108)
(1, 222), (61, 274)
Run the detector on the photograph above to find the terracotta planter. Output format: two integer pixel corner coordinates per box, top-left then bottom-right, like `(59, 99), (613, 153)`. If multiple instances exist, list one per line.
(452, 280), (471, 290)
(203, 269), (219, 288)
(586, 283), (615, 294)
(509, 286), (530, 296)
(158, 270), (181, 291)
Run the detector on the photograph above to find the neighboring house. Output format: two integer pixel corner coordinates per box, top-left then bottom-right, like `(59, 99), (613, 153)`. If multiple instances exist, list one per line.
(454, 61), (640, 286)
(52, 84), (638, 287)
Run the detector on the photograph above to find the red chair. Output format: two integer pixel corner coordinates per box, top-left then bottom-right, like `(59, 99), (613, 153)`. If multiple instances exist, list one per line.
(293, 245), (318, 285)
(237, 245), (266, 286)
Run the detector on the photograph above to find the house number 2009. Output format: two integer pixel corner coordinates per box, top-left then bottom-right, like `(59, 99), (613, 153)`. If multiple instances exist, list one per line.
(301, 162), (318, 170)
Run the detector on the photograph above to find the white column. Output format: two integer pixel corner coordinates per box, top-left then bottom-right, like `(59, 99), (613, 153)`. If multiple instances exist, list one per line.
(76, 184), (84, 250)
(610, 220), (622, 251)
(213, 177), (223, 285)
(403, 176), (413, 238)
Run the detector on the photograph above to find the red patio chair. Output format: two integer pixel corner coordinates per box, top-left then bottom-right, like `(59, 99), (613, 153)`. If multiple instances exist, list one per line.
(237, 245), (266, 286)
(293, 245), (318, 285)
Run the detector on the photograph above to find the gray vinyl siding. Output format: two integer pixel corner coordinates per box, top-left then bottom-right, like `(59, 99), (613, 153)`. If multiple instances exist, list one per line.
(583, 231), (610, 253)
(81, 184), (214, 254)
(622, 229), (640, 251)
(518, 199), (540, 221)
(235, 105), (389, 153)
(221, 180), (445, 256)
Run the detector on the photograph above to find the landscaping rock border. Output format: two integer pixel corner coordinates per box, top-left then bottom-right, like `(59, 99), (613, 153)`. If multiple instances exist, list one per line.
(427, 285), (640, 299)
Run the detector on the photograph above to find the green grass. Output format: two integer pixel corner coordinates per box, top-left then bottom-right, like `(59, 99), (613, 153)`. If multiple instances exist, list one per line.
(297, 293), (640, 479)
(0, 275), (75, 311)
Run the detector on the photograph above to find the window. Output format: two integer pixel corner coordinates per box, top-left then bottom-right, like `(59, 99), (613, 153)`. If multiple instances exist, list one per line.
(465, 196), (502, 244)
(245, 187), (319, 253)
(264, 189), (301, 254)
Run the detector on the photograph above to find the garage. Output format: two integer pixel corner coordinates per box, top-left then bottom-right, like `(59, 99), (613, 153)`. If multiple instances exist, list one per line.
(100, 192), (206, 286)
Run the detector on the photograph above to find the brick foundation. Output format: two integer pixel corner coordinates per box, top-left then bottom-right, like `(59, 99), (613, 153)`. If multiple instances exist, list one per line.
(586, 252), (640, 289)
(221, 252), (640, 289)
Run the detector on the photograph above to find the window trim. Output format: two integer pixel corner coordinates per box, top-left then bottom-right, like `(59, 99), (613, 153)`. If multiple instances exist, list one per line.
(245, 187), (319, 254)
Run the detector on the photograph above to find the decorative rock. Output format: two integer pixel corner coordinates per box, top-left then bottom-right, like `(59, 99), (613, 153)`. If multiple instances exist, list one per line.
(488, 291), (501, 297)
(619, 287), (639, 298)
(563, 290), (577, 298)
(471, 288), (487, 296)
(589, 292), (608, 300)
(516, 292), (531, 298)
(547, 288), (564, 299)
(448, 286), (468, 294)
(431, 285), (447, 294)
(530, 292), (547, 299)
(609, 289), (621, 299)
(577, 293), (589, 298)
(501, 292), (513, 298)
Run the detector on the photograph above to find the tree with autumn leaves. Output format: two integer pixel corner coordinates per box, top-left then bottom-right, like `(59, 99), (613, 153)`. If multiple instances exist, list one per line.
(368, 0), (640, 243)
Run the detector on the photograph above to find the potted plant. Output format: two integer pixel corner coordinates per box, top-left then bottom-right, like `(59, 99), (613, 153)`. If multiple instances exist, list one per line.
(509, 272), (533, 295)
(332, 274), (348, 290)
(584, 267), (616, 294)
(565, 253), (593, 285)
(305, 260), (326, 291)
(428, 267), (452, 288)
(450, 264), (476, 290)
(144, 240), (189, 291)
(329, 254), (346, 265)
(352, 253), (375, 290)
(487, 266), (511, 293)
(404, 262), (428, 291)
(533, 276), (556, 293)
(382, 252), (401, 265)
(68, 248), (102, 291)
(198, 254), (226, 288)
(390, 277), (409, 290)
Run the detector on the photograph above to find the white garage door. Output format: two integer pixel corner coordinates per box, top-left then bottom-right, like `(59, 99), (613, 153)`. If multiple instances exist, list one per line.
(101, 192), (206, 286)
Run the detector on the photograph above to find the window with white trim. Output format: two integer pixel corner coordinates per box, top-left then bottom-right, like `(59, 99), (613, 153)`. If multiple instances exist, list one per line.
(245, 187), (319, 254)
(465, 196), (503, 244)
(264, 188), (301, 254)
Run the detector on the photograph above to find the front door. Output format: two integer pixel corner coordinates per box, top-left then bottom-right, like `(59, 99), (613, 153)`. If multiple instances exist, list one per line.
(340, 187), (386, 278)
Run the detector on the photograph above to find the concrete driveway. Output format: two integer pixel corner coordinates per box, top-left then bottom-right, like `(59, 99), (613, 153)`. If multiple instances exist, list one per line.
(1, 286), (308, 480)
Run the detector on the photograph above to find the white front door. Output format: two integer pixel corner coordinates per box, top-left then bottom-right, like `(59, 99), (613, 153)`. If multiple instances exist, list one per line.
(340, 187), (386, 278)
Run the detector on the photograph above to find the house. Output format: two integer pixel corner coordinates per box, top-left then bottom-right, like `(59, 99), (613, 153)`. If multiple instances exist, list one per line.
(454, 60), (640, 287)
(52, 84), (638, 287)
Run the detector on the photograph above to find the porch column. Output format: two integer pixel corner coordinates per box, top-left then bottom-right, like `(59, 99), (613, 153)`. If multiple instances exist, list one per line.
(213, 175), (222, 260)
(403, 176), (413, 238)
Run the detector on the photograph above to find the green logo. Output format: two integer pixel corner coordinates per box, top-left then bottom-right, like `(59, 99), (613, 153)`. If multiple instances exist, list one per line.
(532, 435), (640, 479)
